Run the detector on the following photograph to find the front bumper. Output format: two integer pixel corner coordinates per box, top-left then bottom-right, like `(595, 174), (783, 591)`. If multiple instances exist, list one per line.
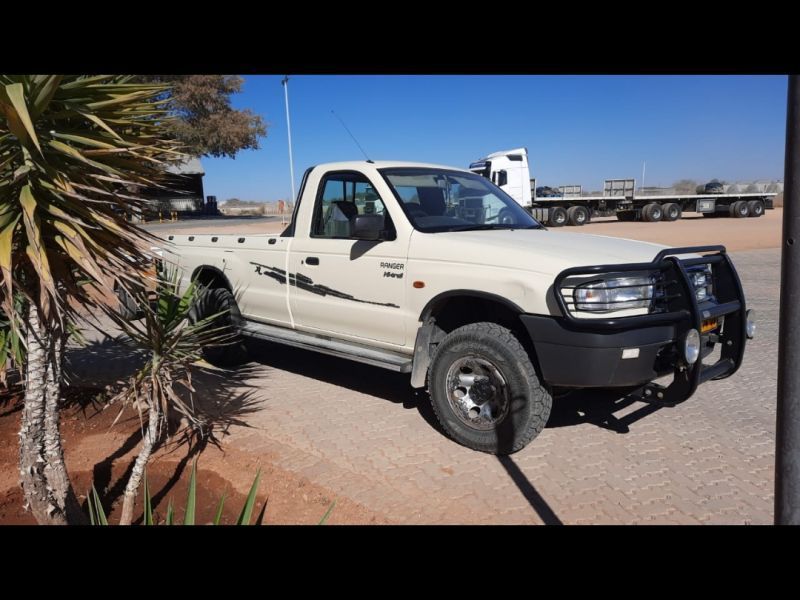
(521, 245), (748, 406)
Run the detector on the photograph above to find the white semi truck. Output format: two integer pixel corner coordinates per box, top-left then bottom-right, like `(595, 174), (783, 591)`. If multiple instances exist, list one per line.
(469, 148), (777, 227)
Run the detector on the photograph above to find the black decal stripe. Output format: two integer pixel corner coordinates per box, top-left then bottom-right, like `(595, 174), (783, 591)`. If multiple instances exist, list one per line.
(249, 261), (399, 308)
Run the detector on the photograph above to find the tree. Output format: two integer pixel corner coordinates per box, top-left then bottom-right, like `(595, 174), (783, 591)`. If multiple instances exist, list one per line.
(0, 75), (182, 524)
(673, 179), (698, 195)
(139, 76), (267, 159)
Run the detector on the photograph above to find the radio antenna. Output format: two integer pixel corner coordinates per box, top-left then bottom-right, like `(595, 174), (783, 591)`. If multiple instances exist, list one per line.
(331, 110), (372, 162)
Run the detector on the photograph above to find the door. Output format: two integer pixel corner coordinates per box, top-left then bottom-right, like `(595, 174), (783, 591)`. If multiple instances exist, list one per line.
(288, 171), (408, 345)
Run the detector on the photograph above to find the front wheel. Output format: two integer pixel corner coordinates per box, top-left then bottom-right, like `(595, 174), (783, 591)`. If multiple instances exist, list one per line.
(428, 322), (552, 454)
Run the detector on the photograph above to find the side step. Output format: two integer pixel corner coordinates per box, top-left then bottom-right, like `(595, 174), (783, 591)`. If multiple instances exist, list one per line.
(240, 320), (413, 373)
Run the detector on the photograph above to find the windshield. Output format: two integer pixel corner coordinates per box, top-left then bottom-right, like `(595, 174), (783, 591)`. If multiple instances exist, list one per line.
(379, 168), (542, 233)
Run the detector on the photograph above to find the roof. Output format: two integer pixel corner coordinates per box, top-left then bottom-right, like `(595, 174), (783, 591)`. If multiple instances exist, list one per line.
(166, 157), (205, 176)
(314, 160), (472, 173)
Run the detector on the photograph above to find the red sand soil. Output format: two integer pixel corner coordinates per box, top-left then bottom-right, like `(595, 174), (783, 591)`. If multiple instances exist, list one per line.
(0, 387), (388, 525)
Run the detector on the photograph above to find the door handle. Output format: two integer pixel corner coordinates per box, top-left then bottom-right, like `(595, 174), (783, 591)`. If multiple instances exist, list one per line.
(306, 257), (320, 266)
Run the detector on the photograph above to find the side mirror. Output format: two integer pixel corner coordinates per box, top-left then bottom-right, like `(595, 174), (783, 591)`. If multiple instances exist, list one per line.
(351, 214), (385, 241)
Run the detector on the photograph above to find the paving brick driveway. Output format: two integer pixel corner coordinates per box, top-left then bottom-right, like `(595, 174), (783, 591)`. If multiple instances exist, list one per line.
(70, 248), (780, 524)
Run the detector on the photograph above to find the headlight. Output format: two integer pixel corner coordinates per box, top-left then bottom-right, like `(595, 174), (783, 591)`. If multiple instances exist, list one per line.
(574, 274), (655, 312)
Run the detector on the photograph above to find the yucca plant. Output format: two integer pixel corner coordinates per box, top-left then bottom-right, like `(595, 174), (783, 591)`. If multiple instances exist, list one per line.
(0, 75), (184, 524)
(87, 461), (266, 525)
(106, 267), (234, 525)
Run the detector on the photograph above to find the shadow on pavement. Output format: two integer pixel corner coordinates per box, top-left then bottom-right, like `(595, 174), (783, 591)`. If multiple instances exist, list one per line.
(547, 387), (664, 434)
(244, 338), (444, 434)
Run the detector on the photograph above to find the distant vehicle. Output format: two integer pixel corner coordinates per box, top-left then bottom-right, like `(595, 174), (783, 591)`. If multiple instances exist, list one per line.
(702, 181), (725, 195)
(469, 148), (776, 226)
(535, 186), (561, 198)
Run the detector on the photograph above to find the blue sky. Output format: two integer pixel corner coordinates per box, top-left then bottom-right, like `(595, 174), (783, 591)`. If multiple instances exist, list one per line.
(202, 75), (788, 201)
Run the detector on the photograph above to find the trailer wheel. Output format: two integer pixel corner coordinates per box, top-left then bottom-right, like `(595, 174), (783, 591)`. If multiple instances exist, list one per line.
(642, 203), (663, 222)
(730, 200), (750, 218)
(662, 203), (682, 222)
(747, 200), (765, 217)
(616, 210), (636, 222)
(428, 322), (552, 454)
(548, 207), (568, 227)
(567, 205), (589, 226)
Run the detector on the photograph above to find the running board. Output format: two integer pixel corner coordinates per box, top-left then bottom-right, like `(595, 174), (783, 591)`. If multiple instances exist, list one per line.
(241, 320), (413, 373)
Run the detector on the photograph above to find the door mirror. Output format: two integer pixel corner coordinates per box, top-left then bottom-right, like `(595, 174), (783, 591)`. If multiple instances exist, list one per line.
(351, 214), (385, 241)
(497, 170), (508, 187)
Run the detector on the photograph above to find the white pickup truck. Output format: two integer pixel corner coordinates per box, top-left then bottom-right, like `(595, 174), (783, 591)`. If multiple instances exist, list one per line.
(161, 160), (755, 454)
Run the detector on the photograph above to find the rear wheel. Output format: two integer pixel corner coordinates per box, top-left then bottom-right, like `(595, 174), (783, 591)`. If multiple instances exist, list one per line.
(428, 322), (552, 454)
(662, 202), (681, 222)
(548, 206), (568, 227)
(642, 203), (663, 222)
(730, 200), (750, 218)
(747, 199), (765, 217)
(191, 287), (249, 367)
(567, 205), (589, 226)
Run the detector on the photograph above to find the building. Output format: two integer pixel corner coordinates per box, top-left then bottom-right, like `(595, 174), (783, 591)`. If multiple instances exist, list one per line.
(141, 157), (206, 214)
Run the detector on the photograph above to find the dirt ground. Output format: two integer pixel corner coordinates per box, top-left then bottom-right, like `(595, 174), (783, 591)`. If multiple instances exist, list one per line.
(151, 208), (784, 253)
(0, 207), (783, 525)
(0, 388), (387, 525)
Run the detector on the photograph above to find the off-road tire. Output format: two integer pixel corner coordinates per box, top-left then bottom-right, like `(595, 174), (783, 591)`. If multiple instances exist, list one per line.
(191, 287), (249, 367)
(427, 322), (552, 455)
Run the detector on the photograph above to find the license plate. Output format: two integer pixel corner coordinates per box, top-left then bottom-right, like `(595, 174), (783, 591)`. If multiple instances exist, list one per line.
(701, 318), (719, 333)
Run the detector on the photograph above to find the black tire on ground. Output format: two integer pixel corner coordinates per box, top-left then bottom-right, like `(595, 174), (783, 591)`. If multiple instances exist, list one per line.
(642, 203), (663, 222)
(548, 206), (568, 227)
(567, 205), (589, 226)
(616, 210), (636, 221)
(747, 199), (765, 217)
(427, 322), (552, 455)
(191, 287), (249, 367)
(662, 202), (682, 222)
(730, 200), (750, 218)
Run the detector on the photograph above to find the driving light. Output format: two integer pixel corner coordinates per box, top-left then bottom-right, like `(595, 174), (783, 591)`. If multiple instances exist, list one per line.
(746, 309), (756, 339)
(684, 329), (700, 364)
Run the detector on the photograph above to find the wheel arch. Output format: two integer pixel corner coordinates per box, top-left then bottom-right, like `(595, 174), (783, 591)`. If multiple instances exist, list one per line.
(410, 290), (535, 388)
(191, 265), (233, 292)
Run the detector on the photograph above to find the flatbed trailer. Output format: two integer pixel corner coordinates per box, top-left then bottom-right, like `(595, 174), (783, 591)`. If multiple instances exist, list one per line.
(528, 190), (775, 227)
(469, 148), (777, 227)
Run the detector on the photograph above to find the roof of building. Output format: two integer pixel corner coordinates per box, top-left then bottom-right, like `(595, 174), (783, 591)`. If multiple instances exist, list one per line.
(166, 157), (205, 176)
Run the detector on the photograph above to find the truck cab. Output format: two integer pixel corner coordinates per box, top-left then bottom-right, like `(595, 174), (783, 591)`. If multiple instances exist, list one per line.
(469, 148), (532, 208)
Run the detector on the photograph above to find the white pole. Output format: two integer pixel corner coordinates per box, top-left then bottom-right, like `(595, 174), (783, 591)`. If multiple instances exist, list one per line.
(282, 76), (296, 217)
(642, 161), (646, 194)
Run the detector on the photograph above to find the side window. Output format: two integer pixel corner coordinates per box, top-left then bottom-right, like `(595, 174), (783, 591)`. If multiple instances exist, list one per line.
(312, 173), (392, 239)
